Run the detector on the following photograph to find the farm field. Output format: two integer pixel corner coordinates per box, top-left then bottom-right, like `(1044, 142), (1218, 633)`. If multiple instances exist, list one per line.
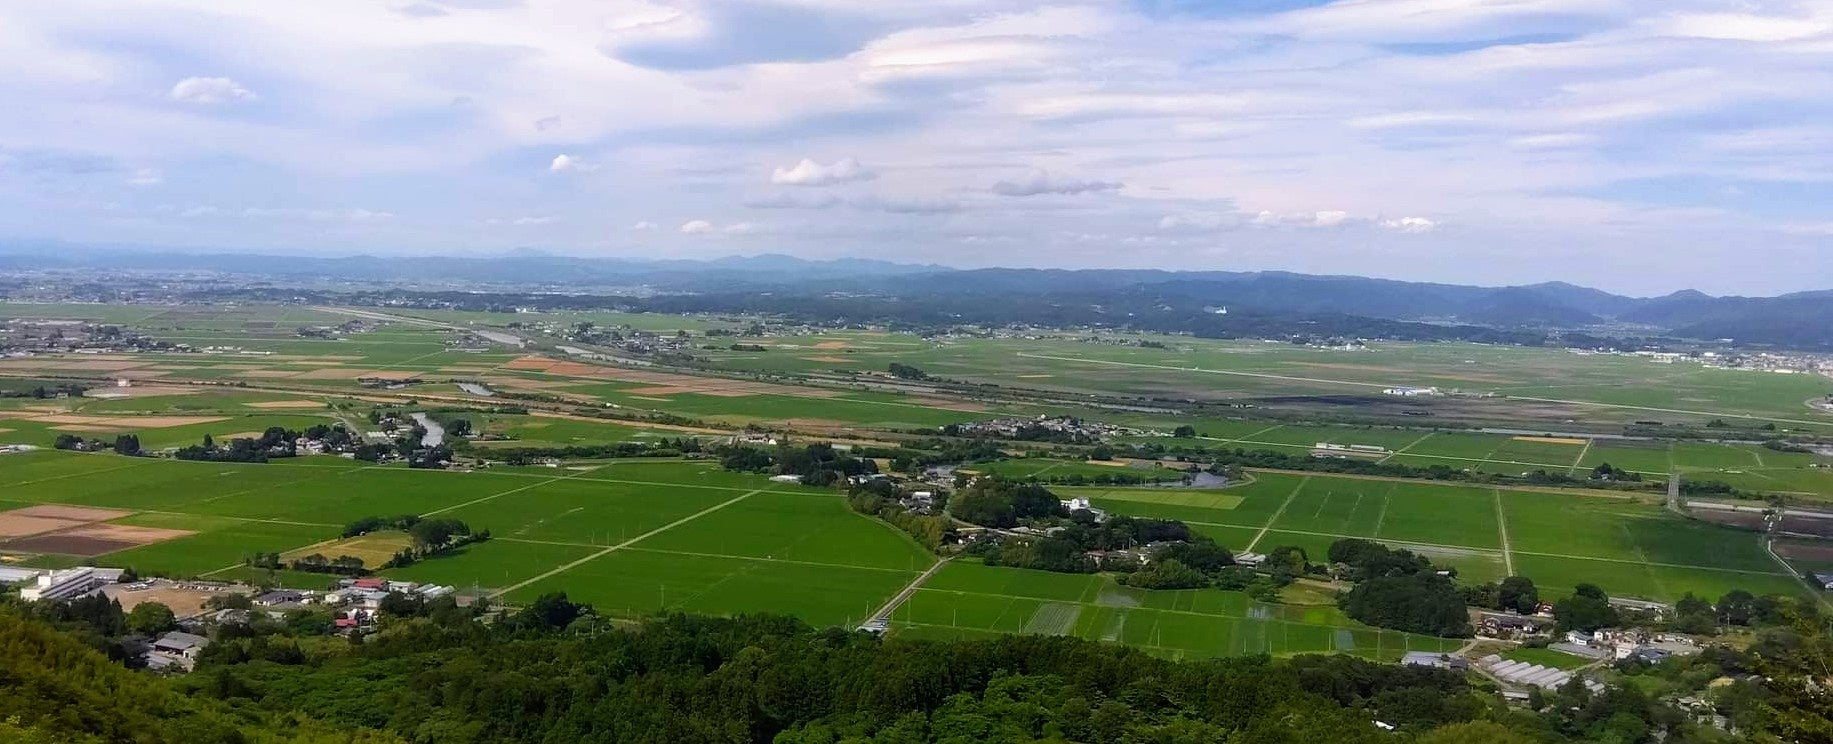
(1069, 472), (1813, 603)
(1163, 422), (1833, 500)
(0, 450), (933, 631)
(966, 458), (1186, 483)
(3, 301), (1832, 663)
(889, 561), (1463, 661)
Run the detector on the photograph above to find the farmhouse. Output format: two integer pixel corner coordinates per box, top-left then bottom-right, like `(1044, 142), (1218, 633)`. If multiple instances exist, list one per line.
(1059, 497), (1107, 520)
(147, 631), (212, 671)
(1478, 613), (1546, 639)
(255, 590), (306, 607)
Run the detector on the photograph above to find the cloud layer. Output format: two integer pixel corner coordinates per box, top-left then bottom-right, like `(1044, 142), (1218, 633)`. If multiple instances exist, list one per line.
(1, 0), (1830, 294)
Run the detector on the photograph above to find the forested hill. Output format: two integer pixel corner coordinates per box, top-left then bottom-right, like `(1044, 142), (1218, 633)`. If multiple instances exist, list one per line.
(0, 606), (397, 743)
(11, 596), (1833, 743)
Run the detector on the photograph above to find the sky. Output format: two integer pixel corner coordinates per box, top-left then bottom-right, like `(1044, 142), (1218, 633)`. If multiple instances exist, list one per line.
(1, 0), (1831, 296)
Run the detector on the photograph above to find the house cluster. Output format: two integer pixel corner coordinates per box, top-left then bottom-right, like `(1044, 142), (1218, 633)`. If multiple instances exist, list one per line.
(1561, 628), (1700, 664)
(318, 577), (458, 631)
(948, 416), (1136, 442)
(1477, 611), (1552, 640)
(1381, 386), (1442, 397)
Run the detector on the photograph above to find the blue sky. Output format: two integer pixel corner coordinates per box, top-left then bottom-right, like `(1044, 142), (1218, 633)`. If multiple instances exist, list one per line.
(0, 0), (1829, 295)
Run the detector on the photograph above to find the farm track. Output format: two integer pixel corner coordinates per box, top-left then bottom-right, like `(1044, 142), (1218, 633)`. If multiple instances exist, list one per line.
(486, 486), (773, 600)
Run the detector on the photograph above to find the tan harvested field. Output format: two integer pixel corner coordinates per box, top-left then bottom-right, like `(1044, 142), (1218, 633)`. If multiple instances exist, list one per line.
(0, 359), (150, 372)
(502, 355), (557, 371)
(81, 384), (199, 398)
(0, 412), (228, 428)
(242, 369), (306, 378)
(67, 523), (195, 543)
(812, 340), (850, 349)
(538, 362), (600, 376)
(213, 431), (267, 440)
(1285, 361), (1517, 384)
(245, 400), (325, 409)
(0, 522), (193, 556)
(802, 356), (850, 363)
(910, 397), (988, 412)
(292, 368), (420, 381)
(481, 376), (580, 390)
(112, 369), (173, 380)
(8, 505), (133, 522)
(285, 532), (411, 568)
(0, 515), (86, 538)
(1513, 435), (1589, 445)
(626, 386), (698, 396)
(524, 411), (729, 435)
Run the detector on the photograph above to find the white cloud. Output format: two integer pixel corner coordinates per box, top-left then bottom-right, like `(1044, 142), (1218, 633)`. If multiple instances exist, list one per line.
(549, 154), (593, 173)
(990, 171), (1121, 197)
(242, 207), (393, 222)
(1158, 212), (1240, 232)
(631, 220), (658, 231)
(721, 221), (757, 234)
(678, 219), (715, 234)
(856, 195), (960, 214)
(484, 215), (554, 226)
(125, 168), (162, 186)
(770, 158), (876, 186)
(3, 0), (1830, 292)
(1311, 210), (1350, 227)
(1381, 216), (1438, 233)
(1660, 13), (1828, 42)
(744, 193), (842, 209)
(169, 76), (255, 104)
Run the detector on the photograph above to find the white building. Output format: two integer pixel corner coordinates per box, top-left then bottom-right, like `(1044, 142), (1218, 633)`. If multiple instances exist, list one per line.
(19, 567), (107, 602)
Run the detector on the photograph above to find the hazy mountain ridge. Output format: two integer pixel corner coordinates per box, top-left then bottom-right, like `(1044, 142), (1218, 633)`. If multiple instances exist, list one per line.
(2, 245), (1828, 347)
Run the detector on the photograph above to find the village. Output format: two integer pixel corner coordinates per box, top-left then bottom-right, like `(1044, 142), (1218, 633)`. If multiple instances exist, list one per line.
(0, 563), (461, 671)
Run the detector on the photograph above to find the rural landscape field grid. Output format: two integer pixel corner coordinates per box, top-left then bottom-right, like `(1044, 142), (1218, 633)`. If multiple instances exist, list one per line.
(2, 300), (1831, 668)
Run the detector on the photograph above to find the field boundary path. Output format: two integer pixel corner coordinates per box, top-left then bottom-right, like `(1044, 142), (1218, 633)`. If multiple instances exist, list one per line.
(864, 556), (951, 629)
(1378, 432), (1435, 463)
(418, 465), (604, 518)
(487, 486), (772, 600)
(1567, 439), (1594, 476)
(1492, 489), (1514, 576)
(1246, 476), (1310, 552)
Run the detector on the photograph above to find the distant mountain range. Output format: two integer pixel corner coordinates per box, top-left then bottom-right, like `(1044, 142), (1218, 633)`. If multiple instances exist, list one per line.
(3, 244), (1831, 349)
